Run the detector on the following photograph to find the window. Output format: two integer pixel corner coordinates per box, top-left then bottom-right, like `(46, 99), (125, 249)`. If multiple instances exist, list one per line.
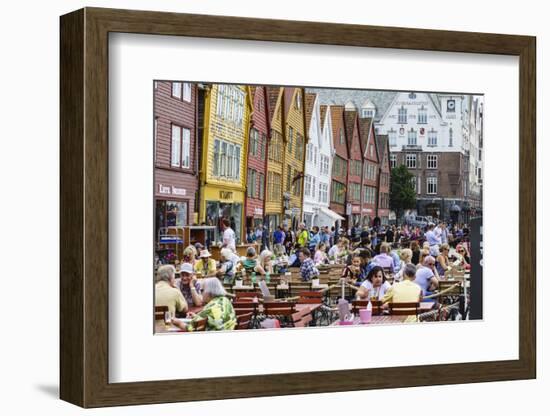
(428, 130), (438, 147)
(406, 153), (417, 169)
(212, 138), (241, 180)
(389, 131), (397, 147)
(362, 109), (374, 118)
(311, 177), (316, 199)
(320, 155), (330, 175)
(390, 154), (397, 168)
(306, 143), (313, 162)
(350, 183), (361, 201)
(331, 181), (346, 204)
(247, 169), (257, 198)
(418, 107), (427, 124)
(407, 129), (417, 146)
(370, 144), (374, 156)
(398, 106), (407, 124)
(268, 131), (283, 162)
(339, 128), (344, 144)
(216, 85), (245, 127)
(410, 176), (417, 192)
(417, 176), (421, 194)
(449, 128), (453, 147)
(171, 125), (191, 168)
(183, 83), (192, 102)
(427, 177), (437, 194)
(249, 129), (259, 156)
(292, 169), (302, 197)
(260, 134), (266, 160)
(313, 146), (318, 166)
(304, 175), (312, 197)
(171, 82), (182, 99)
(258, 173), (265, 200)
(295, 91), (302, 110)
(409, 92), (417, 99)
(267, 172), (282, 201)
(427, 155), (438, 169)
(363, 186), (376, 204)
(319, 183), (328, 203)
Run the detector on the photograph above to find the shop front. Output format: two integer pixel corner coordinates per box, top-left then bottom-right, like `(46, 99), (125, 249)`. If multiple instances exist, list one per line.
(245, 206), (265, 241)
(202, 186), (244, 244)
(361, 207), (374, 227)
(154, 174), (197, 263)
(350, 205), (361, 228)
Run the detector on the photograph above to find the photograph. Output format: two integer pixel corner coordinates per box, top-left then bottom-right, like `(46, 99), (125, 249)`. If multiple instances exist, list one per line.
(153, 82), (484, 333)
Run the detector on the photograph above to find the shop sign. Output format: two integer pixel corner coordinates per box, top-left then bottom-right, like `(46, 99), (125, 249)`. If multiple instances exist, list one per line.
(158, 184), (171, 195)
(346, 203), (352, 215)
(352, 205), (361, 214)
(172, 187), (186, 196)
(158, 184), (186, 196)
(254, 207), (263, 216)
(219, 191), (233, 200)
(291, 207), (301, 215)
(362, 208), (373, 214)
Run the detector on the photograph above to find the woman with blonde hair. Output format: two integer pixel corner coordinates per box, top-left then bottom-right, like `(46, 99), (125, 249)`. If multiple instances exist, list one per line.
(394, 248), (413, 282)
(255, 249), (274, 275)
(182, 245), (198, 265)
(436, 243), (451, 277)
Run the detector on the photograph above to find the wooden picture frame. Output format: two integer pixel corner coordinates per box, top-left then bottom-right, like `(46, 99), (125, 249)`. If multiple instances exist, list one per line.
(60, 7), (536, 408)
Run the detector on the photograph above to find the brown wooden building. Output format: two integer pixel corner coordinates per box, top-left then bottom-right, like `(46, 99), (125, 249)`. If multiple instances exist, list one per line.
(245, 86), (271, 234)
(327, 105), (349, 225)
(154, 81), (199, 238)
(359, 116), (379, 227)
(343, 109), (363, 227)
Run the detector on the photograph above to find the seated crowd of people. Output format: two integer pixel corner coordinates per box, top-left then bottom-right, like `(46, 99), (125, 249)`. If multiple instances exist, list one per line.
(155, 221), (471, 331)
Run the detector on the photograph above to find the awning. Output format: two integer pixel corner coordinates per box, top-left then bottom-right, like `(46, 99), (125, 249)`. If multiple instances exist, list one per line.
(319, 207), (345, 221)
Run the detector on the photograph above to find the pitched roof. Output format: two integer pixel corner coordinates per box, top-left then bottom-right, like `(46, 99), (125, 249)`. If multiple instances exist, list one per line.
(330, 105), (345, 142)
(304, 93), (316, 133)
(307, 88), (397, 122)
(343, 110), (357, 150)
(319, 105), (328, 129)
(376, 134), (389, 162)
(358, 117), (373, 155)
(266, 86), (282, 123)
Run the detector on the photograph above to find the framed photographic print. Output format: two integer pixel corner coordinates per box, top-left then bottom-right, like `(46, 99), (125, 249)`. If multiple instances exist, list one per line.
(60, 7), (536, 408)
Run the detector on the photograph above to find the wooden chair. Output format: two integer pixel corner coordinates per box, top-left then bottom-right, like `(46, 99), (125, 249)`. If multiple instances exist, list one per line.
(388, 302), (419, 316)
(234, 291), (261, 300)
(192, 317), (208, 331)
(297, 291), (324, 304)
(263, 301), (296, 327)
(291, 308), (313, 327)
(351, 300), (382, 315)
(289, 282), (312, 297)
(236, 312), (253, 330)
(223, 282), (234, 294)
(154, 305), (168, 321)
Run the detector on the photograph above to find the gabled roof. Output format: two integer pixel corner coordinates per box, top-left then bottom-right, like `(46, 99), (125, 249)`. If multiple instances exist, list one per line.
(319, 105), (328, 129)
(305, 93), (316, 133)
(376, 134), (389, 163)
(344, 110), (358, 151)
(330, 105), (345, 142)
(284, 87), (295, 118)
(266, 86), (282, 123)
(358, 117), (373, 156)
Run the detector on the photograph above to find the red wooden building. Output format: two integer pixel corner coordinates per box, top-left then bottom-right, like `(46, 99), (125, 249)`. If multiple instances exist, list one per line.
(245, 86), (271, 236)
(359, 116), (380, 227)
(327, 105), (349, 227)
(154, 81), (199, 238)
(343, 109), (363, 228)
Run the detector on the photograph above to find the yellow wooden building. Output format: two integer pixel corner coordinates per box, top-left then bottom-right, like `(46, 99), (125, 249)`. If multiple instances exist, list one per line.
(282, 87), (307, 229)
(265, 87), (285, 232)
(199, 84), (253, 243)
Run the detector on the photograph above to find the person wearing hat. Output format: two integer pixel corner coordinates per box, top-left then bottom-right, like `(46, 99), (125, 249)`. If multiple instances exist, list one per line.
(194, 249), (217, 277)
(178, 263), (203, 307)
